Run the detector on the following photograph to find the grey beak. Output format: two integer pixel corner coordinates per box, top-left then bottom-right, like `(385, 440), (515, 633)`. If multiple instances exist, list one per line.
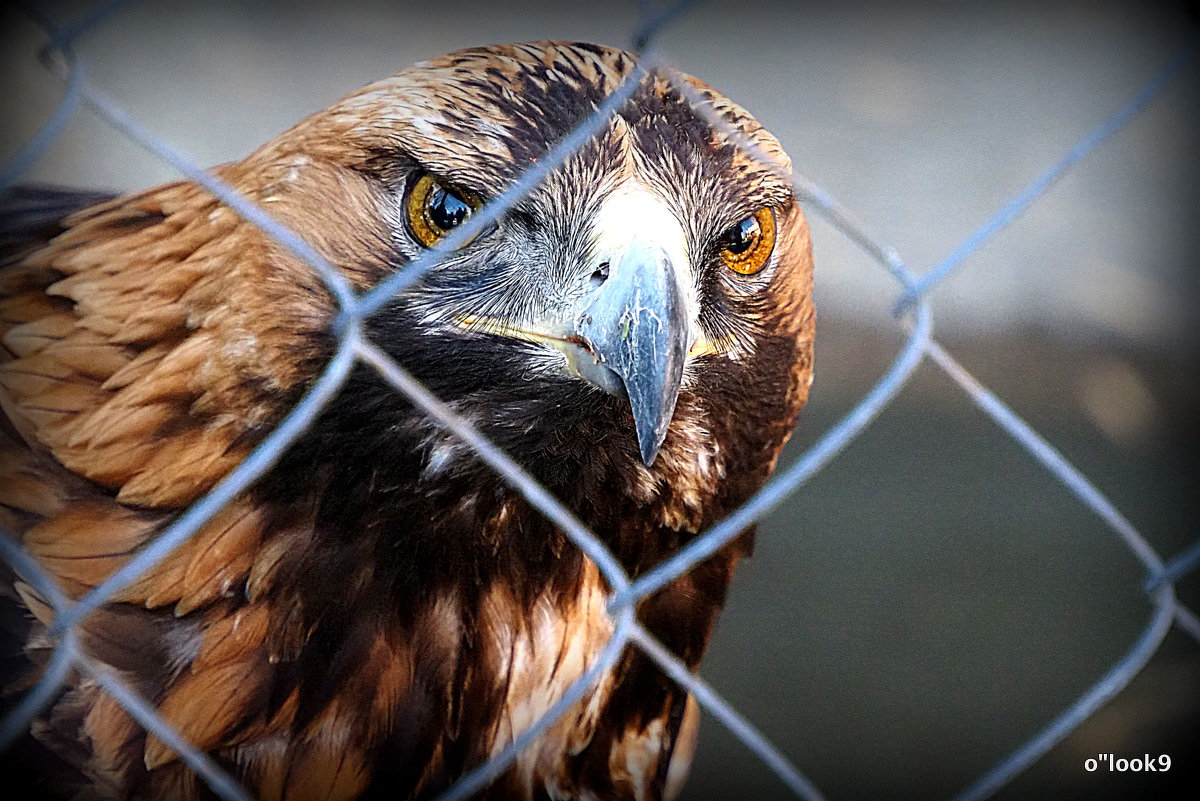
(575, 241), (689, 466)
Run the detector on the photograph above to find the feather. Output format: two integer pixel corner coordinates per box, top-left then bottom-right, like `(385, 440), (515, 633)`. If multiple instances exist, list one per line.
(144, 656), (269, 770)
(278, 743), (370, 801)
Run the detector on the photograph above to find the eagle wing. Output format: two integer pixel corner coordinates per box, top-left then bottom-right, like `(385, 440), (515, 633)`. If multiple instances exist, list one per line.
(0, 183), (373, 799)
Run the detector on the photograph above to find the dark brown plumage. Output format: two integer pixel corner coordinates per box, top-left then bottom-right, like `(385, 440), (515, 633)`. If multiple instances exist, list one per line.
(0, 41), (814, 801)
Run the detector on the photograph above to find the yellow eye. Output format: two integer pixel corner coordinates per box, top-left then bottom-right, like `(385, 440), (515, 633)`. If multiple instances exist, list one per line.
(718, 207), (776, 275)
(405, 173), (483, 248)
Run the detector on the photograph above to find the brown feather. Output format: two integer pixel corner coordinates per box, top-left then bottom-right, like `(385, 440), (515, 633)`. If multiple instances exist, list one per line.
(278, 743), (370, 801)
(145, 656), (269, 770)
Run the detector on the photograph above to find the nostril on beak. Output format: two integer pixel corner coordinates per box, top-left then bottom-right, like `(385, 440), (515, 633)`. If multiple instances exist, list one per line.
(589, 262), (610, 290)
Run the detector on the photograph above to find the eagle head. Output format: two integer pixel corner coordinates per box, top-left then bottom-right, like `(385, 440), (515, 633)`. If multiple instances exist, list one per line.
(248, 41), (815, 516)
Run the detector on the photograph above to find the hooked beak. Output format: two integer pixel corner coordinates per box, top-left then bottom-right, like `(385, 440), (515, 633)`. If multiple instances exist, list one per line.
(450, 184), (702, 467)
(574, 240), (689, 466)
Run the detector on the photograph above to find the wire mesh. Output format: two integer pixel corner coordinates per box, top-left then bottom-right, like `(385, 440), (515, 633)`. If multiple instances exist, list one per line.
(1, 2), (1197, 801)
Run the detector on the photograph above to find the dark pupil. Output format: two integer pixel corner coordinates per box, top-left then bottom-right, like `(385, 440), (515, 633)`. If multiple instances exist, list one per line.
(724, 216), (760, 254)
(427, 186), (470, 231)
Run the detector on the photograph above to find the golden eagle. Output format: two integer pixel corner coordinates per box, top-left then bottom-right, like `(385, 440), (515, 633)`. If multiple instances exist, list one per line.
(0, 41), (814, 801)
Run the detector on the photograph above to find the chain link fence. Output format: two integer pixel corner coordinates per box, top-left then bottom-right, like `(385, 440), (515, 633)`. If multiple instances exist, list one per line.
(1, 2), (1198, 800)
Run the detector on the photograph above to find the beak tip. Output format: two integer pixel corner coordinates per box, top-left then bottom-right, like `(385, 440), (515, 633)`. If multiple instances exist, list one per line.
(629, 388), (673, 468)
(639, 436), (661, 467)
(632, 405), (671, 467)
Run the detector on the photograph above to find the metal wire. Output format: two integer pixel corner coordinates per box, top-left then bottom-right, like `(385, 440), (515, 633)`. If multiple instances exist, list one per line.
(77, 655), (256, 801)
(1, 2), (1197, 801)
(894, 36), (1200, 314)
(628, 623), (829, 801)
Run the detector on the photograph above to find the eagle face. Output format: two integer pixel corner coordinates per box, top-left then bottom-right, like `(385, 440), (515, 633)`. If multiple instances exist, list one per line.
(1, 41), (813, 801)
(301, 42), (813, 494)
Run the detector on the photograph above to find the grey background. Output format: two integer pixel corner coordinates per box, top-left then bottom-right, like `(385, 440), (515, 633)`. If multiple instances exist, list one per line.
(2, 1), (1198, 799)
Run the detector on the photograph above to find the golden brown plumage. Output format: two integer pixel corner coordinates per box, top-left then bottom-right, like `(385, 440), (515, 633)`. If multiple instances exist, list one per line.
(1, 42), (813, 800)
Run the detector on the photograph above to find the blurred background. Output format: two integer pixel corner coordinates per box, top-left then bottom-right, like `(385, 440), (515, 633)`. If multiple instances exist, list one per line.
(2, 1), (1198, 799)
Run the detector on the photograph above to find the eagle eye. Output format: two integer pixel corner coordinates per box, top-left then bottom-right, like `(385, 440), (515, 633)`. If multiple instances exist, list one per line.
(406, 173), (483, 248)
(718, 207), (776, 275)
